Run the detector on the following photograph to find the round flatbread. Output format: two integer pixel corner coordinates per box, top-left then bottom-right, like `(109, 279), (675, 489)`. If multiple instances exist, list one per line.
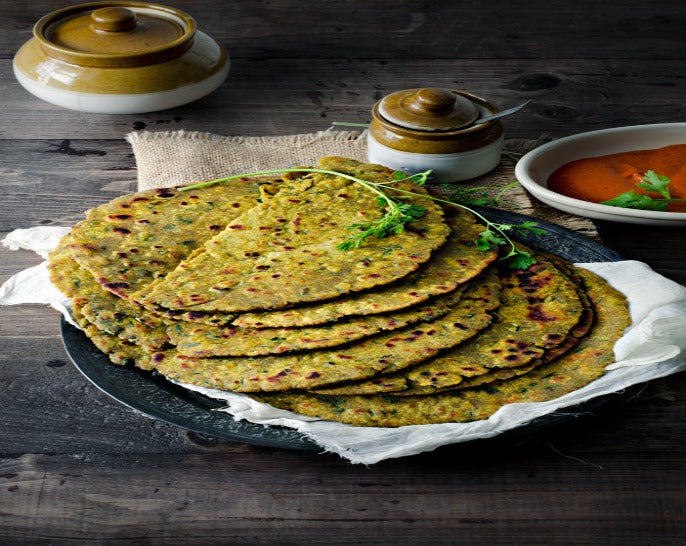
(168, 284), (467, 357)
(138, 157), (450, 313)
(313, 253), (584, 396)
(66, 174), (275, 299)
(49, 233), (169, 351)
(253, 268), (630, 427)
(231, 209), (497, 328)
(151, 269), (501, 392)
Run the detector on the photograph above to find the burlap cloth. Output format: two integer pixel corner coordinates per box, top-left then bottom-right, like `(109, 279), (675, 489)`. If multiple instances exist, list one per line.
(126, 129), (598, 238)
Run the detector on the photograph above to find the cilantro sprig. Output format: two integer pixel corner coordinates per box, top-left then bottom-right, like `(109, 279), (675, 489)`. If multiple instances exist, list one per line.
(600, 170), (683, 211)
(438, 181), (522, 208)
(337, 198), (427, 251)
(179, 167), (539, 269)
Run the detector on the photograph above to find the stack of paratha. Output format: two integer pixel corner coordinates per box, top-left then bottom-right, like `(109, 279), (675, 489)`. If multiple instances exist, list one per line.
(48, 157), (631, 428)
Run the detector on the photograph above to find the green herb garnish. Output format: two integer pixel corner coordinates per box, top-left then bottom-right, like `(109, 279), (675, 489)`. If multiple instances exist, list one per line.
(600, 170), (683, 211)
(337, 197), (427, 251)
(179, 167), (538, 269)
(502, 150), (524, 163)
(330, 121), (371, 128)
(438, 181), (522, 208)
(383, 175), (542, 268)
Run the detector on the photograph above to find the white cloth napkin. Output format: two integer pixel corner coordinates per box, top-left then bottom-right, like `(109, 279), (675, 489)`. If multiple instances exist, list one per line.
(3, 227), (686, 464)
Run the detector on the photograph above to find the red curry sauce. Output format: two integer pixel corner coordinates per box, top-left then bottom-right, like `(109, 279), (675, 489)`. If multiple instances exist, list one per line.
(547, 144), (686, 212)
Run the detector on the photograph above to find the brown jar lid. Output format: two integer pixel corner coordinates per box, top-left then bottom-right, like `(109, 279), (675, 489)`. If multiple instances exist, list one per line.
(370, 89), (503, 154)
(378, 88), (480, 131)
(34, 1), (196, 68)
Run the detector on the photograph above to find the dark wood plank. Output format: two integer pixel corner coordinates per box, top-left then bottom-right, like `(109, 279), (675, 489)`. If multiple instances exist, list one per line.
(598, 222), (686, 285)
(0, 139), (138, 231)
(4, 0), (686, 61)
(3, 58), (685, 140)
(1, 449), (684, 543)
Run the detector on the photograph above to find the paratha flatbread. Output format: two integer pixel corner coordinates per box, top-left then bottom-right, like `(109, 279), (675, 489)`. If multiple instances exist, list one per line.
(398, 281), (596, 394)
(151, 269), (501, 392)
(168, 284), (468, 357)
(138, 157), (450, 313)
(67, 174), (275, 299)
(313, 254), (583, 396)
(49, 233), (169, 351)
(82, 324), (154, 369)
(231, 209), (497, 327)
(253, 268), (630, 426)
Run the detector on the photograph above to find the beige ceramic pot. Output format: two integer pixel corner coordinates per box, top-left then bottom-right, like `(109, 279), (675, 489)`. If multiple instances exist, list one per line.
(13, 1), (229, 114)
(367, 88), (504, 182)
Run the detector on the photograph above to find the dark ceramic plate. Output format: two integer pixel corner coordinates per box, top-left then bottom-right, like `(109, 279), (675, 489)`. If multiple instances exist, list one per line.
(61, 207), (623, 452)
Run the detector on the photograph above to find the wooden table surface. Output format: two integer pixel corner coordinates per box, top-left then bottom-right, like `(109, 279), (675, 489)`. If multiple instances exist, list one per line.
(1, 1), (685, 543)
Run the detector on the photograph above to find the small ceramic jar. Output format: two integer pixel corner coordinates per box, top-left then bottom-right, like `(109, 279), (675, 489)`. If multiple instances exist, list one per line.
(367, 88), (504, 182)
(13, 1), (230, 114)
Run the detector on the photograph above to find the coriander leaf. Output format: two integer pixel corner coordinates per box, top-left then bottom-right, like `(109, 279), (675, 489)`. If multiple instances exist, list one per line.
(438, 181), (521, 208)
(638, 170), (671, 199)
(600, 190), (642, 207)
(510, 221), (546, 236)
(502, 150), (524, 163)
(600, 190), (670, 211)
(600, 171), (685, 212)
(397, 203), (426, 218)
(391, 170), (431, 185)
(336, 240), (357, 251)
(475, 228), (506, 251)
(503, 249), (537, 270)
(442, 187), (498, 206)
(407, 171), (431, 185)
(336, 200), (427, 251)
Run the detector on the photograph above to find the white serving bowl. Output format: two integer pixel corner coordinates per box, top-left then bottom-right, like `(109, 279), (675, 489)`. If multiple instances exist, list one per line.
(515, 123), (686, 226)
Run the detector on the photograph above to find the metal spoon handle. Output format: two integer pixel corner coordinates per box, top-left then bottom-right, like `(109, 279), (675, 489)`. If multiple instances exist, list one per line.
(478, 100), (530, 124)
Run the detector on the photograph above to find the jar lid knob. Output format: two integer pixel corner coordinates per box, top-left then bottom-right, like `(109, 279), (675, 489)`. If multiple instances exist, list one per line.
(408, 88), (457, 114)
(91, 7), (137, 33)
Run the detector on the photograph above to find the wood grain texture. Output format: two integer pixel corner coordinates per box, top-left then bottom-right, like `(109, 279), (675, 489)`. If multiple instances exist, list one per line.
(4, 0), (686, 61)
(1, 448), (684, 543)
(2, 58), (685, 140)
(1, 0), (685, 542)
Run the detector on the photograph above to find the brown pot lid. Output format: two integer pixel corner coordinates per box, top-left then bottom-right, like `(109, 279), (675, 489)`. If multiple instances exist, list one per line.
(34, 1), (196, 67)
(378, 88), (480, 132)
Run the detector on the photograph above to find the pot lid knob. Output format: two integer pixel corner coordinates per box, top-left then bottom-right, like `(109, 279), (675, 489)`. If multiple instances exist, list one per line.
(378, 87), (480, 131)
(91, 7), (137, 33)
